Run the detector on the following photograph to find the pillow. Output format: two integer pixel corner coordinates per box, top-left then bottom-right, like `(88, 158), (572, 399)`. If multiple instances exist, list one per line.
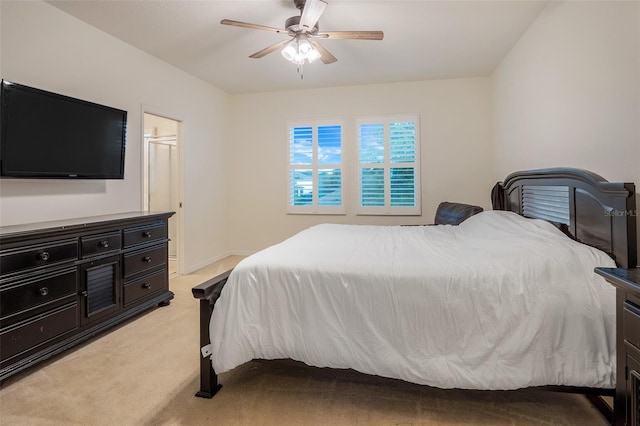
(434, 202), (483, 225)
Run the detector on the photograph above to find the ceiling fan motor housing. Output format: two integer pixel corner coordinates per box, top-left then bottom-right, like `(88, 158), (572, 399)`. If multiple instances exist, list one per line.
(285, 15), (319, 34)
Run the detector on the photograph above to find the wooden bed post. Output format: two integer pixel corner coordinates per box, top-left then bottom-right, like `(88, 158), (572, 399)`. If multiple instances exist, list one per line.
(192, 269), (233, 398)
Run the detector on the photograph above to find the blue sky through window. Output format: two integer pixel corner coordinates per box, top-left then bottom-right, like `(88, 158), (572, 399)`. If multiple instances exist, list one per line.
(290, 126), (312, 165)
(318, 125), (341, 165)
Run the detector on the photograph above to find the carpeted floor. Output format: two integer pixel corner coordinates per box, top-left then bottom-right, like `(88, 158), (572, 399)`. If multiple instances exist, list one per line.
(0, 256), (609, 425)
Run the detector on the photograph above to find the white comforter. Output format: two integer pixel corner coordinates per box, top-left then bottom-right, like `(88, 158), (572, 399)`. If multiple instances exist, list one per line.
(209, 211), (617, 390)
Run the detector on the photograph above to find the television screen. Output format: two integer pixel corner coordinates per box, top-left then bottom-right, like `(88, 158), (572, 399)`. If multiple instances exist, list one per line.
(0, 80), (127, 179)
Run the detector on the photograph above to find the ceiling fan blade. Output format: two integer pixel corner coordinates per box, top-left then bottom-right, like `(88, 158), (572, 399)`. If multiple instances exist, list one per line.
(220, 19), (287, 34)
(316, 31), (384, 40)
(310, 41), (337, 64)
(249, 39), (291, 59)
(300, 0), (327, 32)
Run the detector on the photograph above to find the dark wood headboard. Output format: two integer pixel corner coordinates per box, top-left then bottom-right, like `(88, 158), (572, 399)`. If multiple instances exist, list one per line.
(498, 168), (637, 268)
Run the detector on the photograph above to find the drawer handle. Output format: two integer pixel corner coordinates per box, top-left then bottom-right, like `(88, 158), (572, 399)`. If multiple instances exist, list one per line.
(38, 251), (50, 261)
(142, 283), (152, 290)
(99, 240), (110, 248)
(143, 256), (152, 263)
(143, 231), (152, 238)
(39, 287), (49, 296)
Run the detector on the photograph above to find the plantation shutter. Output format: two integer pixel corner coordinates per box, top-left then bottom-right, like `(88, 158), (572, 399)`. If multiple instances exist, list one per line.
(288, 120), (344, 214)
(357, 115), (420, 215)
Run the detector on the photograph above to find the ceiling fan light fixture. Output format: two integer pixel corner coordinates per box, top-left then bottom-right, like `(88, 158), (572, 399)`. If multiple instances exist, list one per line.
(306, 47), (321, 63)
(281, 39), (298, 62)
(297, 35), (313, 55)
(281, 34), (320, 65)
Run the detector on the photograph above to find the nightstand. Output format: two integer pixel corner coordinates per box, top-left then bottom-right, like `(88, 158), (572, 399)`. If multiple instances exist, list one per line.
(595, 267), (640, 426)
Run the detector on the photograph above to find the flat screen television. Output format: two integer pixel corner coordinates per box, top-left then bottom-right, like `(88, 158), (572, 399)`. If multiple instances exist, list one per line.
(0, 80), (127, 179)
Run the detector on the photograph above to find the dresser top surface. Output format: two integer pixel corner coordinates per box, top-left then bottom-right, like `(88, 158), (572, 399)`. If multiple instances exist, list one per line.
(0, 211), (174, 240)
(595, 266), (640, 288)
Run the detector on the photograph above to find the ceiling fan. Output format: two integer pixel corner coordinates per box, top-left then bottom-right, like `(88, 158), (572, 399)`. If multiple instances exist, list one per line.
(220, 0), (384, 66)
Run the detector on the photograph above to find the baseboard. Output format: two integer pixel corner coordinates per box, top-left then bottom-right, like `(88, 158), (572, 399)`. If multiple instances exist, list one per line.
(182, 251), (256, 275)
(228, 250), (256, 256)
(183, 252), (232, 274)
(184, 251), (256, 274)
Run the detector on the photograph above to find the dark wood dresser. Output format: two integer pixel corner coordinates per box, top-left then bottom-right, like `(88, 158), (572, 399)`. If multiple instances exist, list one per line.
(595, 267), (640, 426)
(0, 211), (175, 382)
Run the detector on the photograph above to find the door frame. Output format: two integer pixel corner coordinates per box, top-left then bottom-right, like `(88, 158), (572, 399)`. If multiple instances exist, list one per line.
(140, 105), (185, 275)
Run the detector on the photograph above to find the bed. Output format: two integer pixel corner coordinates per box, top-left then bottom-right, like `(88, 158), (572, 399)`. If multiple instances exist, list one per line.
(192, 167), (637, 421)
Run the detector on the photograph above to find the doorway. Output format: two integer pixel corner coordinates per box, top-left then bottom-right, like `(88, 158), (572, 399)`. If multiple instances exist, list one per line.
(143, 113), (181, 277)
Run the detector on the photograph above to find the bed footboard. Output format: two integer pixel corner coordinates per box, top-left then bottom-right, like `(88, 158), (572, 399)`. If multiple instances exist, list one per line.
(191, 269), (233, 398)
(542, 386), (614, 424)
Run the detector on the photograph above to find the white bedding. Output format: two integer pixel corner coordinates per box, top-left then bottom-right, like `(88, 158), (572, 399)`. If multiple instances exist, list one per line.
(209, 210), (617, 390)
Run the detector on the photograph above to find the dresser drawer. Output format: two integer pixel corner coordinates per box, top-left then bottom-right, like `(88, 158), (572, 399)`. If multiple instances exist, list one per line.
(123, 270), (166, 306)
(0, 302), (78, 362)
(624, 301), (640, 350)
(0, 267), (77, 322)
(123, 223), (166, 248)
(81, 231), (121, 258)
(0, 240), (78, 276)
(123, 245), (167, 278)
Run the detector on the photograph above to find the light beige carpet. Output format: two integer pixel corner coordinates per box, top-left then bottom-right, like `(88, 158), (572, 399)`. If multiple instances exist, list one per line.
(0, 256), (608, 425)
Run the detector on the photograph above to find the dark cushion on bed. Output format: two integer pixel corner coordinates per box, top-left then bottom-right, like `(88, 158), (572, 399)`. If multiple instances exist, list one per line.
(434, 202), (483, 225)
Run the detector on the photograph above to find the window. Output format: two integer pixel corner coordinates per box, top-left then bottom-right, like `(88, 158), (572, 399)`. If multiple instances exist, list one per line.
(356, 115), (420, 215)
(288, 120), (344, 214)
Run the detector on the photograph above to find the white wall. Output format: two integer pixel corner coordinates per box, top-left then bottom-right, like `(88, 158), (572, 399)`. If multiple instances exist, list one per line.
(0, 1), (231, 273)
(228, 78), (493, 253)
(492, 0), (640, 262)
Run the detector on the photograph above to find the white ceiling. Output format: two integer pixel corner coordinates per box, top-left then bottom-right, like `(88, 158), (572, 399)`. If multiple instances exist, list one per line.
(47, 0), (548, 94)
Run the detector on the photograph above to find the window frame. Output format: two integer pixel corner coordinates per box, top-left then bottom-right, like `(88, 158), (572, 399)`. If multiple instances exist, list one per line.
(286, 119), (345, 215)
(356, 114), (421, 216)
